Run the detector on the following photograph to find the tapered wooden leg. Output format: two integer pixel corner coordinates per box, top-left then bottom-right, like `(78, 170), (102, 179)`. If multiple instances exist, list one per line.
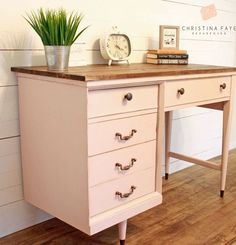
(220, 100), (233, 197)
(156, 83), (165, 193)
(118, 220), (127, 245)
(165, 111), (173, 180)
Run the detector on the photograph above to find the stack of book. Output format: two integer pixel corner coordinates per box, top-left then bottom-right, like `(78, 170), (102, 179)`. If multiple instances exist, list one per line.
(146, 49), (189, 65)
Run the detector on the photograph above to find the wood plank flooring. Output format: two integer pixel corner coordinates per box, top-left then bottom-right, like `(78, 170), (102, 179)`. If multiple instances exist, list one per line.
(1, 150), (236, 245)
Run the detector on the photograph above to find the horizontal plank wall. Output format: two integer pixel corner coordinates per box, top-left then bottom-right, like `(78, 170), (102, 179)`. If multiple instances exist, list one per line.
(0, 0), (235, 237)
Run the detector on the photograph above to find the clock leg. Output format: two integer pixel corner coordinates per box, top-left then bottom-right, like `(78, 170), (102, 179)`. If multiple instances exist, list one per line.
(118, 220), (127, 245)
(108, 59), (112, 66)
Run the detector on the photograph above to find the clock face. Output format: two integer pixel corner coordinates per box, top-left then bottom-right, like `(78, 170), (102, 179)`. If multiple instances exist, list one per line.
(106, 34), (131, 60)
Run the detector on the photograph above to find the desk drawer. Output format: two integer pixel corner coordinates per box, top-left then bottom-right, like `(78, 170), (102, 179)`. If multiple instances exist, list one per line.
(88, 85), (158, 118)
(88, 113), (157, 156)
(165, 76), (231, 108)
(88, 141), (156, 186)
(89, 168), (155, 216)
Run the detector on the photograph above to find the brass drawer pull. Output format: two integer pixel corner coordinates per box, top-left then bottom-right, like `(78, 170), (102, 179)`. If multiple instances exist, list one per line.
(116, 158), (137, 171)
(115, 129), (137, 141)
(177, 88), (185, 95)
(220, 83), (227, 90)
(116, 186), (136, 198)
(124, 92), (133, 101)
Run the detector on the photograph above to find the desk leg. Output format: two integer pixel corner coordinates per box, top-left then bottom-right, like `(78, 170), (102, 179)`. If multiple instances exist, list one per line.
(220, 100), (233, 197)
(165, 111), (173, 180)
(118, 220), (127, 245)
(156, 83), (165, 193)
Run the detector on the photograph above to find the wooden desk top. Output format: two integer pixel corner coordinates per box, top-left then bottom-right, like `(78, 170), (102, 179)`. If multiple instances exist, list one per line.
(11, 64), (236, 81)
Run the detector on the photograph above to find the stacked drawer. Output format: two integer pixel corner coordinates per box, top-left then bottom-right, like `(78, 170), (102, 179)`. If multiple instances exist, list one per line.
(87, 85), (158, 216)
(165, 76), (231, 108)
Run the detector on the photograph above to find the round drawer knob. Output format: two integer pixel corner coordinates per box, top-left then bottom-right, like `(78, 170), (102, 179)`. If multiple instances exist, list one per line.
(177, 88), (185, 95)
(220, 83), (227, 90)
(124, 93), (133, 101)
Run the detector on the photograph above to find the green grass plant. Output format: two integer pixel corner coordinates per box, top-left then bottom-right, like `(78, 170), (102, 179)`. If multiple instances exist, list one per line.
(24, 8), (89, 46)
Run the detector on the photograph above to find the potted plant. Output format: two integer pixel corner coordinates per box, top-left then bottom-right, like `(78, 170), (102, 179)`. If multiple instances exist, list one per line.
(25, 8), (89, 71)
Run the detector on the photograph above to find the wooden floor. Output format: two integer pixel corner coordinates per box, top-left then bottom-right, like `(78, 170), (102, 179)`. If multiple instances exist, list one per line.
(1, 150), (236, 245)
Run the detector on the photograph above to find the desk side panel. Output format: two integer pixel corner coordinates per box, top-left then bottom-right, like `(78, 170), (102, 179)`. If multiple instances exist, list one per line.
(17, 75), (90, 233)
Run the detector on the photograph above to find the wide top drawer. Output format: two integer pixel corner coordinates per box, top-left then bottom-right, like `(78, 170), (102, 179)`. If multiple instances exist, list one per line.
(88, 85), (158, 118)
(165, 76), (231, 109)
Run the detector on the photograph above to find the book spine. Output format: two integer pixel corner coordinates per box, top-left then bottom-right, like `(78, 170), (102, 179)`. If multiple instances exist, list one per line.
(148, 49), (187, 55)
(146, 58), (188, 65)
(147, 54), (189, 59)
(146, 58), (159, 64)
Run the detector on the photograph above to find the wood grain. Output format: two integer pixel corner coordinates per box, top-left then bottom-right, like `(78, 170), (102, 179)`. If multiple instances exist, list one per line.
(1, 149), (236, 245)
(11, 64), (236, 81)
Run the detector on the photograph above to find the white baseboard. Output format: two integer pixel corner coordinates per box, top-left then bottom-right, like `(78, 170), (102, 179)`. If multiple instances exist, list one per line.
(0, 200), (52, 238)
(167, 147), (221, 175)
(164, 140), (236, 176)
(230, 140), (236, 150)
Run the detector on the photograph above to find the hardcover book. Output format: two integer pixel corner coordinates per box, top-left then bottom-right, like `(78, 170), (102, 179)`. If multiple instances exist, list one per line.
(147, 53), (189, 59)
(148, 49), (187, 55)
(146, 58), (188, 65)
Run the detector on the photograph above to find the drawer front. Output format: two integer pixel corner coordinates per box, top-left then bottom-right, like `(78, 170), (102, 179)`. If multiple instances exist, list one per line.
(88, 85), (158, 118)
(88, 113), (157, 156)
(89, 168), (155, 216)
(89, 141), (156, 187)
(165, 77), (231, 108)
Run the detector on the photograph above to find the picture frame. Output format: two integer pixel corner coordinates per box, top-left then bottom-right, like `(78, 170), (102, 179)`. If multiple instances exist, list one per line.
(159, 25), (180, 49)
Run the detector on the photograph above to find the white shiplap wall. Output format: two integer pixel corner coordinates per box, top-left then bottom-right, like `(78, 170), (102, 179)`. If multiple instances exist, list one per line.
(0, 0), (236, 237)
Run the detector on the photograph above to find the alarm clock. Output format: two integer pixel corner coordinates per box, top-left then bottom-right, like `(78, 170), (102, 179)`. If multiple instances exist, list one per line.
(99, 27), (132, 66)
